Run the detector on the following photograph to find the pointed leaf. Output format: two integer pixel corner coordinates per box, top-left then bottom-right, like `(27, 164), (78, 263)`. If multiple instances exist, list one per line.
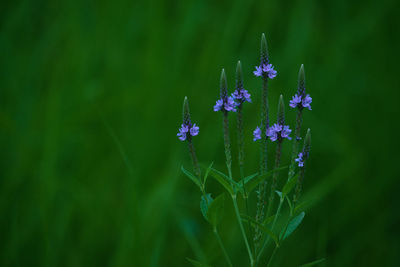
(207, 193), (225, 227)
(275, 190), (282, 199)
(294, 200), (310, 214)
(241, 214), (279, 246)
(281, 212), (305, 240)
(282, 173), (299, 198)
(186, 258), (213, 267)
(299, 258), (325, 267)
(182, 166), (201, 189)
(203, 162), (214, 187)
(200, 194), (213, 221)
(209, 168), (234, 195)
(262, 214), (276, 226)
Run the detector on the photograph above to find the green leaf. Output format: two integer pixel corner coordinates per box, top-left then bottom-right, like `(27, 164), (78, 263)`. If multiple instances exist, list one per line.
(209, 168), (234, 195)
(200, 194), (213, 221)
(244, 166), (288, 193)
(286, 196), (293, 214)
(294, 200), (309, 214)
(275, 190), (282, 199)
(282, 173), (299, 198)
(202, 162), (214, 187)
(207, 193), (225, 227)
(241, 214), (279, 246)
(299, 258), (325, 267)
(281, 212), (305, 240)
(181, 166), (201, 189)
(186, 258), (213, 267)
(262, 214), (276, 226)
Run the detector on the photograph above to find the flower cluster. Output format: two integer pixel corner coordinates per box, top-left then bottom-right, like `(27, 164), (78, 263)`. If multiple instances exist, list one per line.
(232, 88), (251, 104)
(214, 96), (237, 112)
(253, 124), (292, 142)
(253, 63), (277, 79)
(289, 94), (312, 110)
(177, 123), (199, 141)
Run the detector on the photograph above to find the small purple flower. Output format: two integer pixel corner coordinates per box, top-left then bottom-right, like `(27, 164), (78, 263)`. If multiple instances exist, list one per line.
(214, 96), (237, 112)
(263, 64), (277, 79)
(253, 63), (277, 79)
(232, 88), (251, 104)
(177, 123), (199, 141)
(289, 94), (312, 110)
(295, 152), (304, 167)
(266, 123), (292, 142)
(253, 126), (261, 141)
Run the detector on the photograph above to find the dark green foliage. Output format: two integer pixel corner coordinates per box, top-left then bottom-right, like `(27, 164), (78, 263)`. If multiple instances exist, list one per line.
(1, 0), (399, 266)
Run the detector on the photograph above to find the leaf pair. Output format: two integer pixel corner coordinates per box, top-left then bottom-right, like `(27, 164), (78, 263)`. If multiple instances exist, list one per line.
(182, 162), (215, 190)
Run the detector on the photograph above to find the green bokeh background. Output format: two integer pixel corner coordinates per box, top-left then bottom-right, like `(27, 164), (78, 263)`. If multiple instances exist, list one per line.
(1, 0), (399, 266)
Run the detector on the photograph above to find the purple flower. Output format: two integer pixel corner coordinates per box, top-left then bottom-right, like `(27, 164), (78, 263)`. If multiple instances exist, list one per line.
(214, 96), (237, 112)
(177, 123), (199, 141)
(289, 94), (312, 110)
(266, 123), (292, 142)
(295, 152), (304, 167)
(232, 88), (251, 104)
(253, 126), (261, 141)
(253, 63), (277, 79)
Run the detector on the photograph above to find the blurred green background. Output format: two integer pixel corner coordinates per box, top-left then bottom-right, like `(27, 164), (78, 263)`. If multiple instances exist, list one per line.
(1, 0), (399, 266)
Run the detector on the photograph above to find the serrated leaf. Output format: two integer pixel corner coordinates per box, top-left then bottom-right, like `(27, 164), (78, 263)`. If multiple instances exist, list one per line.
(281, 212), (305, 240)
(244, 166), (288, 193)
(299, 258), (325, 267)
(181, 166), (201, 189)
(241, 214), (279, 246)
(200, 194), (213, 221)
(207, 193), (225, 227)
(282, 173), (299, 198)
(209, 168), (234, 195)
(186, 258), (213, 267)
(202, 162), (214, 187)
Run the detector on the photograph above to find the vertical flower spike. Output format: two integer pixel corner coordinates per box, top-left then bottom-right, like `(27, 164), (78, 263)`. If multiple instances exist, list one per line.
(266, 95), (291, 217)
(214, 69), (237, 112)
(215, 69), (234, 178)
(233, 61), (249, 179)
(253, 34), (277, 79)
(254, 33), (273, 247)
(293, 129), (311, 205)
(288, 65), (310, 180)
(178, 97), (201, 177)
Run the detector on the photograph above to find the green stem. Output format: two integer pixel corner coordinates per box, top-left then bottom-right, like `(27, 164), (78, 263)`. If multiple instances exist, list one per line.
(213, 227), (233, 267)
(288, 109), (303, 181)
(266, 141), (282, 218)
(232, 194), (254, 267)
(266, 246), (278, 267)
(257, 198), (283, 263)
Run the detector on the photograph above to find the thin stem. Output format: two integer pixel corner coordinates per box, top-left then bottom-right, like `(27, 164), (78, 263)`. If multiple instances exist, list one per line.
(213, 227), (233, 267)
(232, 194), (254, 267)
(288, 109), (303, 180)
(255, 77), (269, 249)
(266, 141), (282, 218)
(188, 140), (201, 178)
(266, 246), (278, 267)
(257, 198), (283, 263)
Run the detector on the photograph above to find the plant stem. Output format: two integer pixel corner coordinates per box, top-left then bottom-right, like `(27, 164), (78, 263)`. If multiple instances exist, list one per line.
(266, 246), (278, 267)
(266, 141), (282, 218)
(257, 198), (283, 263)
(288, 109), (303, 180)
(232, 194), (254, 267)
(213, 227), (233, 267)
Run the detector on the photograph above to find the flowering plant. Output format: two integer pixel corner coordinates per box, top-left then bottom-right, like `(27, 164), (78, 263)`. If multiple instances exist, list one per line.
(178, 34), (318, 267)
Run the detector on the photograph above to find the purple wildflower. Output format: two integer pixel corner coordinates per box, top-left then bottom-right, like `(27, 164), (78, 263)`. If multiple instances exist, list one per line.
(177, 123), (199, 141)
(253, 63), (277, 79)
(253, 126), (261, 141)
(266, 123), (292, 142)
(289, 94), (312, 110)
(232, 88), (251, 104)
(214, 96), (237, 112)
(295, 152), (304, 167)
